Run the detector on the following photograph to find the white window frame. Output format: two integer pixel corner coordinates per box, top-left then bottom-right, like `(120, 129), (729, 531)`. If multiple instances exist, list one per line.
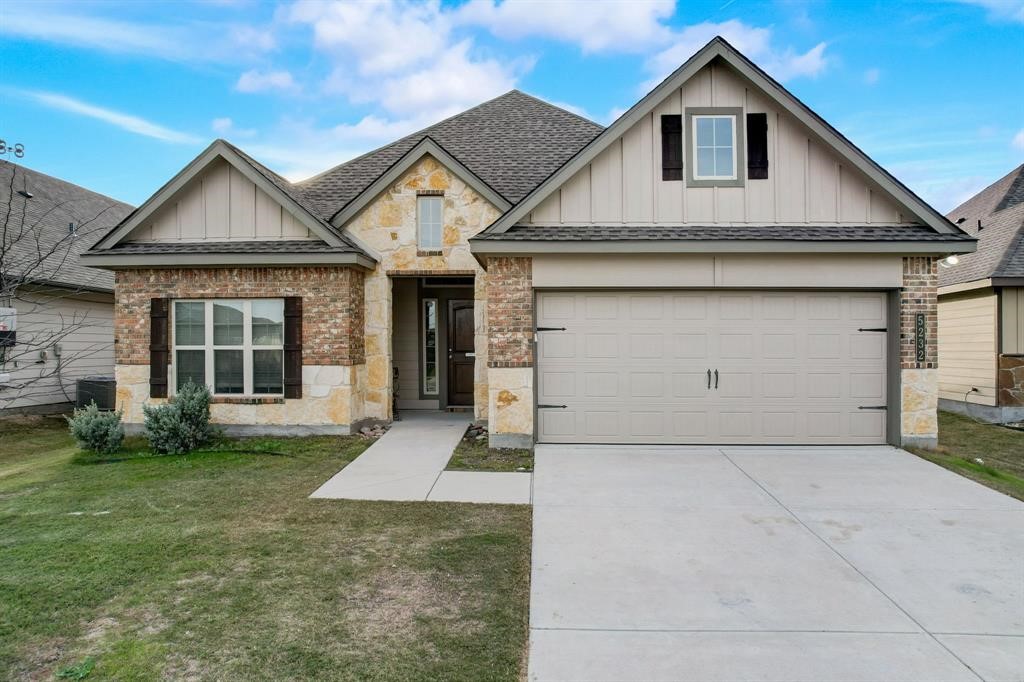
(422, 298), (439, 395)
(691, 114), (738, 181)
(170, 299), (284, 398)
(417, 194), (444, 250)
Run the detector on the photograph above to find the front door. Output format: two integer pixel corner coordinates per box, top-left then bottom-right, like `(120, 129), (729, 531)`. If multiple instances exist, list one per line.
(447, 299), (475, 407)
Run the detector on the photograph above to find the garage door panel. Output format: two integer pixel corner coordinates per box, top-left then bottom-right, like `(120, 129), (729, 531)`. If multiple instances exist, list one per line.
(537, 291), (888, 444)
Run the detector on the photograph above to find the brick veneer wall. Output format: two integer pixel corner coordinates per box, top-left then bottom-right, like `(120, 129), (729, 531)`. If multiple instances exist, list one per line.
(900, 256), (938, 369)
(486, 257), (533, 368)
(115, 267), (365, 366)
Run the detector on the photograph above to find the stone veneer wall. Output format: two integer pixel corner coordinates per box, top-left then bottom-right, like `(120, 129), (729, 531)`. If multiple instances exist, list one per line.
(900, 256), (939, 447)
(344, 155), (502, 421)
(997, 355), (1024, 408)
(486, 257), (534, 449)
(113, 267), (366, 433)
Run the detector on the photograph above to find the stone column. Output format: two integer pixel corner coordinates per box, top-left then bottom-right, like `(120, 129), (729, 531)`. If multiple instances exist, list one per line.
(900, 256), (939, 448)
(362, 267), (393, 421)
(486, 256), (534, 449)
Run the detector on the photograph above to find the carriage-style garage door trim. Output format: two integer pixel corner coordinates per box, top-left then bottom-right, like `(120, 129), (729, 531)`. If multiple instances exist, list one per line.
(536, 290), (889, 445)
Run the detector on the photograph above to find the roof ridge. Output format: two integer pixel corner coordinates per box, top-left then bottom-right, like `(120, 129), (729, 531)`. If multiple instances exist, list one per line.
(0, 159), (133, 209)
(297, 90), (529, 187)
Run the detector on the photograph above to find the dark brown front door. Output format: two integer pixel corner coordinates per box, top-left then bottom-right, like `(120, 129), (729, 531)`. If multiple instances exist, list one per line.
(447, 299), (475, 406)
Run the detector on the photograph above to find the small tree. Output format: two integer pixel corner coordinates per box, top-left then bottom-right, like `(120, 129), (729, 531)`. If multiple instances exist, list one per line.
(143, 381), (213, 455)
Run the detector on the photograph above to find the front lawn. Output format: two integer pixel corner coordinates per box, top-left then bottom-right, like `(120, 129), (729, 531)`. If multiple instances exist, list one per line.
(0, 416), (531, 681)
(909, 410), (1024, 502)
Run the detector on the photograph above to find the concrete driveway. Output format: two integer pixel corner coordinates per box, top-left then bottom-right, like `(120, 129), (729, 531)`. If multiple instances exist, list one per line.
(529, 445), (1024, 682)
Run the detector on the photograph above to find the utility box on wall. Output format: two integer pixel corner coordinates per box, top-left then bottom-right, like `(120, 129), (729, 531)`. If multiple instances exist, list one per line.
(0, 307), (15, 347)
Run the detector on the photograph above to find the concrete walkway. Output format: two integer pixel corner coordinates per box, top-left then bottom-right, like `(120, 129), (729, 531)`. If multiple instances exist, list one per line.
(529, 444), (1024, 682)
(310, 411), (531, 504)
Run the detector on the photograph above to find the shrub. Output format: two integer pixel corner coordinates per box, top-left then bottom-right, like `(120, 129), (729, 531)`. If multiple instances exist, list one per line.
(66, 402), (124, 454)
(143, 381), (213, 455)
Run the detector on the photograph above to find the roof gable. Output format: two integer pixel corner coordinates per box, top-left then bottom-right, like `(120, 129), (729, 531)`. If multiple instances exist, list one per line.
(483, 37), (965, 237)
(299, 90), (603, 220)
(331, 136), (511, 231)
(91, 140), (360, 252)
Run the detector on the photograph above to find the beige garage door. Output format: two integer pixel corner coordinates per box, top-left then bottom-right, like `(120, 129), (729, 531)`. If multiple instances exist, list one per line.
(536, 291), (888, 444)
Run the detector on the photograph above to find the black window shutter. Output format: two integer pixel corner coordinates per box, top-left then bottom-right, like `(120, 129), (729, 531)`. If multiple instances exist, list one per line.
(150, 298), (169, 399)
(284, 297), (302, 399)
(661, 114), (683, 181)
(747, 113), (769, 180)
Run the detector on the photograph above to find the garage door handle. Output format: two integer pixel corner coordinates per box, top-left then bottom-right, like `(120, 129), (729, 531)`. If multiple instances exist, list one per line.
(707, 369), (711, 389)
(535, 327), (566, 332)
(538, 404), (567, 409)
(714, 369), (719, 389)
(858, 328), (887, 332)
(858, 405), (887, 410)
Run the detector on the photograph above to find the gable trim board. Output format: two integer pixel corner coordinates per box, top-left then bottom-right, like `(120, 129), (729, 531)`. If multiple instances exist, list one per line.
(80, 249), (376, 269)
(91, 140), (361, 255)
(480, 37), (967, 239)
(329, 136), (511, 229)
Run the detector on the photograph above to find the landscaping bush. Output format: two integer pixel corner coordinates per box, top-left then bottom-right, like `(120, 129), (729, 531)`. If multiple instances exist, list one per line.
(66, 402), (124, 454)
(143, 381), (213, 454)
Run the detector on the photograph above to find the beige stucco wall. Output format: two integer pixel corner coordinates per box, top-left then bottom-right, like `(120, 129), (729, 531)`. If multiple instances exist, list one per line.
(342, 155), (502, 421)
(532, 254), (904, 289)
(115, 363), (363, 433)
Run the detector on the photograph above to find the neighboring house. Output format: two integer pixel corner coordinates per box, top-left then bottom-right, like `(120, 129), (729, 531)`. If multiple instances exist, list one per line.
(82, 37), (974, 449)
(1, 161), (134, 412)
(937, 164), (1024, 423)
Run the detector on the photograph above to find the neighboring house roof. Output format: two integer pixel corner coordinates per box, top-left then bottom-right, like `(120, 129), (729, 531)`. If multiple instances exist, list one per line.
(940, 164), (1024, 287)
(1, 161), (133, 292)
(299, 90), (604, 220)
(477, 37), (971, 242)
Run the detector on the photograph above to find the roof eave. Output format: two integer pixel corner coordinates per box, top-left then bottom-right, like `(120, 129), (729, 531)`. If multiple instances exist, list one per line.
(469, 239), (977, 256)
(80, 251), (377, 270)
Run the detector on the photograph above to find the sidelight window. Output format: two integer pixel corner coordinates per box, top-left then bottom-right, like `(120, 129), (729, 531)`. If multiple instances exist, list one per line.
(423, 298), (438, 395)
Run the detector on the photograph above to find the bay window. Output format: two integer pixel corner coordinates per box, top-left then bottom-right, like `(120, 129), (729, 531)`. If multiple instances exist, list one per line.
(172, 299), (284, 396)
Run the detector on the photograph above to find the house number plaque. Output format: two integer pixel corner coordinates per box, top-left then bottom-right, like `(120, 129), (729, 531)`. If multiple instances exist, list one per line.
(915, 312), (926, 363)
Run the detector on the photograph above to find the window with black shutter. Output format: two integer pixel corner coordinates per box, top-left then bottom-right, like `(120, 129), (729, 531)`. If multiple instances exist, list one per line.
(661, 114), (683, 181)
(746, 112), (769, 180)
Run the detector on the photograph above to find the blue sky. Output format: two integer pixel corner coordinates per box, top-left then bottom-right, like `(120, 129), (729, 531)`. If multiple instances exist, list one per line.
(1, 0), (1022, 213)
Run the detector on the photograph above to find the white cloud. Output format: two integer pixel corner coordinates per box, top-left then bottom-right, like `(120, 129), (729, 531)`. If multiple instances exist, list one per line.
(235, 69), (298, 93)
(286, 0), (527, 124)
(1012, 128), (1024, 151)
(643, 20), (827, 91)
(456, 0), (674, 53)
(863, 68), (881, 85)
(17, 90), (201, 144)
(955, 0), (1024, 23)
(211, 117), (256, 138)
(0, 3), (275, 63)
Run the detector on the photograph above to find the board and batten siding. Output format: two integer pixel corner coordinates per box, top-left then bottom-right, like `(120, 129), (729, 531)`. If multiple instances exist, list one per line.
(528, 62), (909, 227)
(938, 288), (998, 406)
(126, 159), (314, 242)
(1002, 287), (1024, 354)
(2, 291), (114, 410)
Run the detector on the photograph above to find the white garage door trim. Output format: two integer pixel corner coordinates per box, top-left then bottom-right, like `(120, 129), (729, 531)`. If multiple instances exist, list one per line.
(536, 290), (890, 445)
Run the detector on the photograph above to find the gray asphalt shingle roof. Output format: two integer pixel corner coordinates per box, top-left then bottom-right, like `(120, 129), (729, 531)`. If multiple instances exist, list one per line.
(2, 161), (133, 292)
(105, 240), (361, 255)
(940, 164), (1024, 286)
(298, 90), (604, 220)
(472, 224), (975, 242)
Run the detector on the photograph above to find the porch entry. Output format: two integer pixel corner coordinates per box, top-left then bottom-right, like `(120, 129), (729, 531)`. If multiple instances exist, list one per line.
(391, 276), (476, 410)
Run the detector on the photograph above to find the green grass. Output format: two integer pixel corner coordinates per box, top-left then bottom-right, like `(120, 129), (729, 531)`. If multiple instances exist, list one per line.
(908, 411), (1024, 501)
(0, 416), (531, 681)
(446, 431), (533, 473)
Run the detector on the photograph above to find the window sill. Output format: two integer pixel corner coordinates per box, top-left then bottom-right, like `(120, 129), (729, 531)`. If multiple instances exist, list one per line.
(210, 396), (285, 405)
(417, 249), (443, 257)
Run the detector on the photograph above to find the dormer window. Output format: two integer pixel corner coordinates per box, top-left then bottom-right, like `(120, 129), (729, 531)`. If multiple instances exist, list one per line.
(685, 107), (744, 187)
